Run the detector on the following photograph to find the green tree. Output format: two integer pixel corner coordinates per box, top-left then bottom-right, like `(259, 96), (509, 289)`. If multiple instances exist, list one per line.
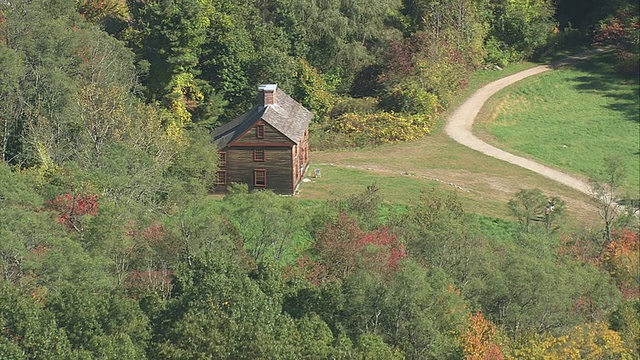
(0, 163), (108, 290)
(222, 187), (311, 263)
(294, 314), (336, 358)
(0, 0), (82, 166)
(393, 189), (492, 296)
(48, 285), (150, 358)
(610, 299), (640, 356)
(165, 129), (219, 205)
(382, 262), (467, 359)
(357, 333), (405, 359)
(401, 0), (487, 67)
(163, 196), (234, 268)
(508, 188), (564, 233)
(278, 0), (403, 91)
(0, 282), (74, 359)
(0, 45), (25, 164)
(151, 252), (300, 358)
(198, 0), (257, 114)
(126, 0), (221, 133)
(480, 248), (619, 340)
(485, 0), (556, 61)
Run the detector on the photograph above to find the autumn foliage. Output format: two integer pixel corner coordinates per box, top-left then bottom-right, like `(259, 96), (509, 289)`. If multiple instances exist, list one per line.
(46, 193), (99, 233)
(463, 311), (504, 360)
(299, 212), (406, 284)
(125, 269), (172, 299)
(602, 229), (640, 299)
(559, 228), (639, 300)
(593, 5), (640, 74)
(331, 111), (433, 146)
(557, 231), (602, 266)
(509, 323), (632, 359)
(124, 222), (178, 299)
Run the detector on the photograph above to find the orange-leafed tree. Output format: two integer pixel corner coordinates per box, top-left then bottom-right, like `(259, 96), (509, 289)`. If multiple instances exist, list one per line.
(601, 229), (640, 300)
(463, 311), (504, 360)
(558, 228), (639, 300)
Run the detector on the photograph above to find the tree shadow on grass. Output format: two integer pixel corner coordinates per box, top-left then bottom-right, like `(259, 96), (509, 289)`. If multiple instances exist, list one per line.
(556, 52), (639, 124)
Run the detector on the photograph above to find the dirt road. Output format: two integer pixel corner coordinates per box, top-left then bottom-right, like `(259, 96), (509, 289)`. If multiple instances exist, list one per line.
(445, 63), (593, 196)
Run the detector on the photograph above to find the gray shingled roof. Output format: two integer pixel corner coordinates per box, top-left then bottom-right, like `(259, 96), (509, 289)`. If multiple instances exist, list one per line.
(211, 106), (266, 148)
(212, 88), (313, 148)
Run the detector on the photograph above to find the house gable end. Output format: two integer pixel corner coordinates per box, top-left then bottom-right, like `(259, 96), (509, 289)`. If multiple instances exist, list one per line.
(228, 121), (294, 147)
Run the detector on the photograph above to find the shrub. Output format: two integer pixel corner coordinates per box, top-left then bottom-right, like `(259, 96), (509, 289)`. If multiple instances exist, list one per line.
(330, 111), (433, 146)
(379, 80), (440, 115)
(330, 97), (379, 119)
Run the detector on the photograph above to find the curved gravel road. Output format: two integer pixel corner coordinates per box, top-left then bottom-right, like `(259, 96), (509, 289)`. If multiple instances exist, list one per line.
(445, 60), (594, 196)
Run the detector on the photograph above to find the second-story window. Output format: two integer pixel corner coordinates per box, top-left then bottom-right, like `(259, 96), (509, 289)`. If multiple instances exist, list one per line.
(256, 124), (265, 139)
(253, 148), (265, 162)
(218, 151), (227, 167)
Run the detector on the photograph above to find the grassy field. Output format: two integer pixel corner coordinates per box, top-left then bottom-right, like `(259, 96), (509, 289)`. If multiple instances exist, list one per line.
(474, 53), (640, 196)
(297, 52), (636, 227)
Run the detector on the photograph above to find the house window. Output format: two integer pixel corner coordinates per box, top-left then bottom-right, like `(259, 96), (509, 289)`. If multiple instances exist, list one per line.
(254, 169), (266, 187)
(218, 151), (226, 167)
(253, 148), (265, 162)
(216, 170), (227, 185)
(256, 124), (265, 139)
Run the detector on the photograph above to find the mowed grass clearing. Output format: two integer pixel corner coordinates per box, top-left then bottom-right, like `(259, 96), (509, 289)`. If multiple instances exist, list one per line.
(474, 53), (640, 196)
(299, 59), (602, 225)
(298, 54), (628, 226)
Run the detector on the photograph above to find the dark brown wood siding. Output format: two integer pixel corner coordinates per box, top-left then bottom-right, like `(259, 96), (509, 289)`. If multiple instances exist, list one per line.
(300, 129), (310, 172)
(233, 121), (294, 145)
(225, 146), (293, 194)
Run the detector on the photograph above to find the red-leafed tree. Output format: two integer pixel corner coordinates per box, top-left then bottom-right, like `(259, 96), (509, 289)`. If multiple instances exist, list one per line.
(46, 193), (99, 233)
(125, 269), (173, 300)
(463, 311), (504, 360)
(300, 212), (406, 284)
(557, 230), (603, 266)
(357, 226), (406, 272)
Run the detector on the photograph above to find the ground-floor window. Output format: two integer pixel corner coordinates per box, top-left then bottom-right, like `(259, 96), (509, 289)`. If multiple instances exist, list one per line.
(216, 170), (227, 185)
(254, 169), (266, 187)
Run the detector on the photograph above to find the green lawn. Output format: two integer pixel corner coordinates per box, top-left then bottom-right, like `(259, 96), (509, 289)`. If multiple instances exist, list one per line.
(299, 52), (634, 226)
(475, 53), (640, 196)
(298, 164), (438, 204)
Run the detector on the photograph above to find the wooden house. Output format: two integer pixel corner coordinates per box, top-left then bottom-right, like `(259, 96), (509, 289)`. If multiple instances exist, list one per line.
(212, 84), (313, 194)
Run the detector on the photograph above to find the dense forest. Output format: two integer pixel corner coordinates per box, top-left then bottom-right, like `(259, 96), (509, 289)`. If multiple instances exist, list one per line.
(0, 0), (639, 358)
